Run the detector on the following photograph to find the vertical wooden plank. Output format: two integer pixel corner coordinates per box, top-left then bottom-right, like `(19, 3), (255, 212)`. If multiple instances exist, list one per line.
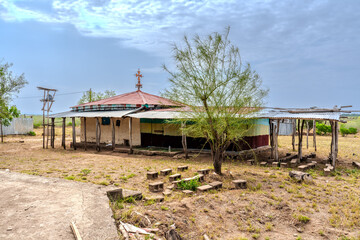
(84, 117), (87, 151)
(42, 91), (45, 149)
(62, 117), (66, 149)
(313, 120), (317, 151)
(96, 117), (101, 152)
(129, 117), (133, 154)
(269, 119), (274, 159)
(72, 117), (76, 150)
(306, 121), (309, 149)
(112, 118), (115, 150)
(333, 121), (339, 168)
(298, 120), (305, 162)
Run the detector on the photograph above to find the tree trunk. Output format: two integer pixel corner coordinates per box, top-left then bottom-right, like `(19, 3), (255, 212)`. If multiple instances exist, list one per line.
(0, 120), (3, 143)
(211, 143), (223, 175)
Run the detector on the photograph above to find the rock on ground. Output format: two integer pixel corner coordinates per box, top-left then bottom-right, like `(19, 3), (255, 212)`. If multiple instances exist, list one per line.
(0, 170), (118, 240)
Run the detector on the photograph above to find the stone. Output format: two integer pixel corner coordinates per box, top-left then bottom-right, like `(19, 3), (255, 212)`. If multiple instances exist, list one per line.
(280, 162), (288, 168)
(233, 179), (247, 189)
(290, 159), (298, 167)
(289, 171), (312, 182)
(247, 159), (255, 165)
(209, 181), (222, 189)
(197, 185), (213, 192)
(306, 162), (317, 168)
(298, 165), (308, 171)
(177, 166), (188, 171)
(147, 171), (158, 180)
(182, 190), (194, 194)
(197, 169), (210, 175)
(286, 153), (291, 156)
(193, 174), (205, 182)
(272, 162), (279, 167)
(107, 188), (142, 201)
(260, 161), (267, 166)
(160, 169), (172, 176)
(324, 168), (331, 176)
(163, 189), (172, 196)
(169, 174), (181, 182)
(7, 227), (12, 231)
(352, 161), (360, 169)
(149, 182), (164, 192)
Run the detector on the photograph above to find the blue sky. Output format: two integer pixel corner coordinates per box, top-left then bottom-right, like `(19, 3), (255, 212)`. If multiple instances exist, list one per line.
(0, 0), (359, 114)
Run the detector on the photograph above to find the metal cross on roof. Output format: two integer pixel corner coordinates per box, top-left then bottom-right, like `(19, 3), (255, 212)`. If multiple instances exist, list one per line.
(135, 69), (143, 91)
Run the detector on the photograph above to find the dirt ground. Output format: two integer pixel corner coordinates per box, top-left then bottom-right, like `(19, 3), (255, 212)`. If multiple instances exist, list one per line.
(0, 128), (360, 240)
(0, 170), (118, 240)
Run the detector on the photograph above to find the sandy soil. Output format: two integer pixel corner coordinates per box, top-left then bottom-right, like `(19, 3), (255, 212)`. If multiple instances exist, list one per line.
(0, 128), (359, 239)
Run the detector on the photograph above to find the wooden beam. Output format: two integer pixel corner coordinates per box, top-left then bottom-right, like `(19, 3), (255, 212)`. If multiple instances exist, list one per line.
(72, 117), (76, 150)
(129, 117), (133, 154)
(70, 222), (82, 240)
(313, 120), (317, 151)
(112, 118), (115, 150)
(62, 117), (66, 149)
(84, 117), (87, 151)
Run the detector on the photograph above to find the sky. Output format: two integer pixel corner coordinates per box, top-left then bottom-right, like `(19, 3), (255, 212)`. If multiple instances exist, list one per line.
(0, 0), (359, 114)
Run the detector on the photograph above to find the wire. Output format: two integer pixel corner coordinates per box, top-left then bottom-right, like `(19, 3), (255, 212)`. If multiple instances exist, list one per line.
(17, 91), (85, 99)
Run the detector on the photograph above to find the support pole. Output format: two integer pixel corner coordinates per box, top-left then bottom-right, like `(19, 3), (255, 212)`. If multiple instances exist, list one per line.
(181, 122), (188, 159)
(269, 119), (274, 159)
(298, 120), (305, 162)
(0, 120), (3, 143)
(306, 121), (309, 149)
(62, 117), (66, 149)
(42, 90), (45, 149)
(84, 117), (87, 151)
(112, 118), (115, 150)
(331, 121), (338, 167)
(96, 117), (101, 152)
(72, 117), (76, 150)
(292, 119), (296, 151)
(313, 120), (317, 151)
(274, 119), (280, 162)
(129, 117), (133, 154)
(51, 118), (55, 148)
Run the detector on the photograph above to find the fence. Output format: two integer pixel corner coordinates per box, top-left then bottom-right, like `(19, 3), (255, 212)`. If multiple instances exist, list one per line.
(1, 118), (33, 135)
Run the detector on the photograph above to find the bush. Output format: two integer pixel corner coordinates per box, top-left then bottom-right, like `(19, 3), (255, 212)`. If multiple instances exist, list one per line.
(33, 123), (41, 128)
(28, 131), (36, 136)
(177, 179), (200, 191)
(316, 123), (331, 135)
(349, 127), (358, 134)
(340, 128), (350, 137)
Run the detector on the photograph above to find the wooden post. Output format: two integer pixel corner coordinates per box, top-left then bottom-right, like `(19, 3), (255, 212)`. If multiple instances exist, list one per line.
(292, 119), (296, 151)
(313, 120), (317, 151)
(51, 118), (55, 148)
(129, 117), (133, 154)
(306, 121), (309, 149)
(332, 121), (339, 167)
(269, 119), (274, 159)
(298, 120), (305, 162)
(112, 118), (115, 150)
(72, 117), (76, 150)
(96, 117), (101, 152)
(181, 122), (188, 159)
(84, 117), (87, 151)
(62, 117), (66, 149)
(274, 119), (280, 162)
(42, 90), (45, 149)
(0, 120), (3, 143)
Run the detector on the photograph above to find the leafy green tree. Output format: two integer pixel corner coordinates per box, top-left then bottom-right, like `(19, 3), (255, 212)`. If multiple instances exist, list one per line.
(0, 62), (27, 142)
(78, 89), (116, 104)
(163, 27), (268, 174)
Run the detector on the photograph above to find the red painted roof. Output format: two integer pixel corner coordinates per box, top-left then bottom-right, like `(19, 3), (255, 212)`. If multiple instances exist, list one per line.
(72, 90), (180, 108)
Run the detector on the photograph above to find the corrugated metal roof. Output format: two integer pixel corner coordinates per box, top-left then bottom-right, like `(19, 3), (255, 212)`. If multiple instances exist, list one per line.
(50, 110), (134, 118)
(128, 111), (187, 119)
(255, 110), (342, 121)
(72, 90), (179, 108)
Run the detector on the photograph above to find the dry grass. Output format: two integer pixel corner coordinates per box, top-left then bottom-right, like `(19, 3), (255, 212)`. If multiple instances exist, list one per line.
(0, 128), (360, 239)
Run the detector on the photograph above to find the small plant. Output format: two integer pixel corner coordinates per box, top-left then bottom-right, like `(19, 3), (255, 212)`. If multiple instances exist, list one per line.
(161, 206), (169, 211)
(120, 173), (136, 181)
(295, 214), (310, 223)
(252, 234), (260, 239)
(99, 181), (109, 186)
(265, 222), (273, 231)
(64, 175), (75, 180)
(33, 123), (41, 128)
(28, 131), (36, 136)
(177, 179), (200, 191)
(80, 169), (91, 176)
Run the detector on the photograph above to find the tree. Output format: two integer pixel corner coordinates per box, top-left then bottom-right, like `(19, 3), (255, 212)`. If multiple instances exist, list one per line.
(0, 62), (27, 142)
(78, 89), (116, 104)
(163, 27), (268, 174)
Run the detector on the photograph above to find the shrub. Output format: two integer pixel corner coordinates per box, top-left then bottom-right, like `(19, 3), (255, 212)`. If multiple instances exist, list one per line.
(28, 131), (36, 136)
(316, 123), (331, 135)
(80, 169), (91, 176)
(340, 128), (350, 137)
(349, 127), (358, 134)
(177, 179), (200, 191)
(33, 123), (41, 128)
